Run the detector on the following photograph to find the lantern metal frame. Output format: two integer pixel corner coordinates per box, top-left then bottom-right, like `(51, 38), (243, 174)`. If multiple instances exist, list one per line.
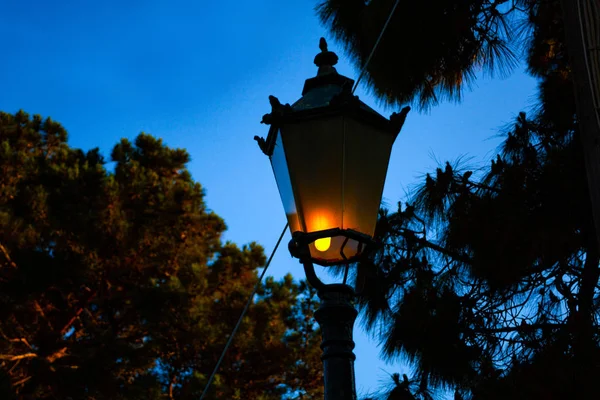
(256, 90), (408, 158)
(288, 228), (374, 267)
(255, 46), (409, 267)
(289, 229), (370, 293)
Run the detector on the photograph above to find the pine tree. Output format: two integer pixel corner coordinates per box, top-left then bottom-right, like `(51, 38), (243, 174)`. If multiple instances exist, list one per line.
(317, 0), (522, 110)
(0, 111), (323, 399)
(319, 0), (600, 398)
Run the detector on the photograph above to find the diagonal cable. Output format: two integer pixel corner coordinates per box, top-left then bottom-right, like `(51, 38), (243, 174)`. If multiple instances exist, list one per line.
(352, 0), (401, 94)
(199, 222), (289, 400)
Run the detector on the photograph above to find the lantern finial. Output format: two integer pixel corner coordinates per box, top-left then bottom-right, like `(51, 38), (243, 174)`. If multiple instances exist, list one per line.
(314, 37), (338, 75)
(319, 37), (328, 52)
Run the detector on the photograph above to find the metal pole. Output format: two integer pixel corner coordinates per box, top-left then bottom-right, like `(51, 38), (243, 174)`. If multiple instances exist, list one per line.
(314, 284), (358, 400)
(295, 238), (359, 399)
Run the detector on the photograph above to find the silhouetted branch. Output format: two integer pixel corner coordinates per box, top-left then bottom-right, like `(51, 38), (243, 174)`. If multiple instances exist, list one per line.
(468, 322), (565, 334)
(415, 237), (473, 265)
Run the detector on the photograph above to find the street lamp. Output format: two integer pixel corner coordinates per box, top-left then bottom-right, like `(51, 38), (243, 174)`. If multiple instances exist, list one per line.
(254, 38), (409, 400)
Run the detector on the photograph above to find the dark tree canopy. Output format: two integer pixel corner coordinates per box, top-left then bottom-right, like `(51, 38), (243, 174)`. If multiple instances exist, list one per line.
(317, 0), (525, 110)
(319, 0), (600, 399)
(0, 111), (323, 399)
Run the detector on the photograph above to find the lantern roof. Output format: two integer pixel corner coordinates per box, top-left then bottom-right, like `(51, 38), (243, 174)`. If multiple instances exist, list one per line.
(254, 38), (410, 157)
(291, 39), (387, 123)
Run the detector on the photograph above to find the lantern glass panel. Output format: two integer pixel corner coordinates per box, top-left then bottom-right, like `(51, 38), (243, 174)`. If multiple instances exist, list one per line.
(270, 131), (301, 233)
(271, 114), (396, 265)
(279, 116), (345, 234)
(342, 118), (396, 238)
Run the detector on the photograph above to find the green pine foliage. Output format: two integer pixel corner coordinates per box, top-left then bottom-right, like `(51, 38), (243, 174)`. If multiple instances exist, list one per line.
(0, 111), (323, 399)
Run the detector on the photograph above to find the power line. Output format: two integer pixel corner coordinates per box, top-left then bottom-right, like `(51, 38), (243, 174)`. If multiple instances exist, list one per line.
(199, 222), (289, 400)
(352, 0), (401, 94)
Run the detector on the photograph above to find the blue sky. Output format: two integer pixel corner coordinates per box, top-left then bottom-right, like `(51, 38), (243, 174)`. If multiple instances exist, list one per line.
(0, 0), (539, 396)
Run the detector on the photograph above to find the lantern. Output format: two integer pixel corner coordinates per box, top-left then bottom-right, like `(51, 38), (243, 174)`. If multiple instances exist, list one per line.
(255, 38), (409, 266)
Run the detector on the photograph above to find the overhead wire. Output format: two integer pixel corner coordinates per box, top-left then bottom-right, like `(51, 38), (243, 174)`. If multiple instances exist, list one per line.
(199, 223), (288, 400)
(345, 0), (400, 285)
(352, 0), (401, 94)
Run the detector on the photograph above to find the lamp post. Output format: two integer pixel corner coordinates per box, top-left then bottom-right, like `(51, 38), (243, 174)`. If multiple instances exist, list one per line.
(254, 38), (409, 400)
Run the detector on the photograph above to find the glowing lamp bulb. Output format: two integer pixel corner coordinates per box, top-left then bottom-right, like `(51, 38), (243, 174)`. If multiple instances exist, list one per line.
(314, 237), (331, 252)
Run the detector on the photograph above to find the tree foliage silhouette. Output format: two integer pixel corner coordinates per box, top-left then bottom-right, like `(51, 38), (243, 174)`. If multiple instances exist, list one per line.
(317, 0), (523, 110)
(319, 0), (600, 398)
(0, 111), (323, 399)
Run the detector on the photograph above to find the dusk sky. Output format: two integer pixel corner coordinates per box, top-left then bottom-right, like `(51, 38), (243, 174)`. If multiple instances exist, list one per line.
(0, 0), (539, 396)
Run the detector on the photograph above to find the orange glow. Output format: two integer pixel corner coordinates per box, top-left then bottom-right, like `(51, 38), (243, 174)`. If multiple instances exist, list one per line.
(308, 210), (336, 232)
(307, 210), (336, 252)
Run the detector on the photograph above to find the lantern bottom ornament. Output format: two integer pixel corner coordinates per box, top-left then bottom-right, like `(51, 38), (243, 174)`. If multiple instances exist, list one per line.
(288, 228), (375, 267)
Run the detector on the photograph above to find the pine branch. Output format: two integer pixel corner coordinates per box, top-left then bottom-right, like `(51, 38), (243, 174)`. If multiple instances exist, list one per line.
(46, 347), (68, 364)
(0, 243), (17, 268)
(468, 322), (565, 334)
(60, 289), (96, 336)
(0, 334), (33, 350)
(0, 353), (37, 361)
(415, 237), (473, 265)
(12, 376), (31, 388)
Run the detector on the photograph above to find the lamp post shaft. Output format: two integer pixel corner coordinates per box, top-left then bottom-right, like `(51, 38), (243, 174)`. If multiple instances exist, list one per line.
(314, 284), (358, 400)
